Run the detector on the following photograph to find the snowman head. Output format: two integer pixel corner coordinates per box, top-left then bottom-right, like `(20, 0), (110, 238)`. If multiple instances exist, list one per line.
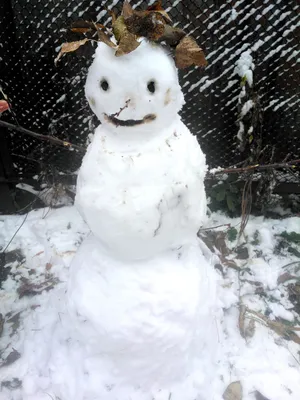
(85, 40), (185, 136)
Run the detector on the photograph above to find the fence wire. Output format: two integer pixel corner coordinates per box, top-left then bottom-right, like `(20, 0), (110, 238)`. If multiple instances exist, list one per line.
(0, 0), (299, 188)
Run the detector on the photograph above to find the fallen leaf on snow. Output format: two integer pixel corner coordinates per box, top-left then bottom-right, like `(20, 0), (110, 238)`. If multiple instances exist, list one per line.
(46, 262), (53, 271)
(247, 308), (300, 345)
(1, 378), (22, 390)
(277, 272), (297, 285)
(17, 277), (59, 298)
(239, 304), (256, 339)
(0, 349), (21, 368)
(223, 381), (243, 400)
(7, 311), (21, 336)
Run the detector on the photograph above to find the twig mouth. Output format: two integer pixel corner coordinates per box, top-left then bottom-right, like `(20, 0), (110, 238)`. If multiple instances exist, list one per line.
(104, 113), (156, 127)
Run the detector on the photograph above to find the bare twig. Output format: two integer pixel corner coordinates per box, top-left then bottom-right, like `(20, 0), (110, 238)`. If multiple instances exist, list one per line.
(198, 223), (231, 232)
(0, 120), (86, 153)
(239, 177), (253, 238)
(209, 160), (300, 176)
(111, 99), (131, 118)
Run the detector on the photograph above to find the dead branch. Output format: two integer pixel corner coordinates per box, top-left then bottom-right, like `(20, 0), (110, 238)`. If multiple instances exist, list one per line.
(0, 120), (86, 153)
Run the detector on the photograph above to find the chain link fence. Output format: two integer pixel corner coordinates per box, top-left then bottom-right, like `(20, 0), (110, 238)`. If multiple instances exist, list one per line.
(0, 0), (299, 212)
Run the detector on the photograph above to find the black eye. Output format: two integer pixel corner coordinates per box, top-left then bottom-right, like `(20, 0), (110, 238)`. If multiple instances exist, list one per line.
(100, 79), (109, 91)
(147, 80), (156, 94)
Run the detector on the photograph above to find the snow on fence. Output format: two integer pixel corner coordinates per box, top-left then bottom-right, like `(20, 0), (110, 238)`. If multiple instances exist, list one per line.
(0, 0), (299, 212)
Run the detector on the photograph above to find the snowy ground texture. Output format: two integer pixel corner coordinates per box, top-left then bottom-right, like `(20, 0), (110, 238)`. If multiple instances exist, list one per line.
(0, 206), (300, 400)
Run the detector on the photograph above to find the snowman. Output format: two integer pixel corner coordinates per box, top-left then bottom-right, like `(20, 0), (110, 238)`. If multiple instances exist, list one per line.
(63, 42), (220, 398)
(19, 7), (222, 400)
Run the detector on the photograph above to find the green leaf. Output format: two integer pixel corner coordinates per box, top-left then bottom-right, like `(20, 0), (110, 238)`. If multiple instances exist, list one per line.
(226, 194), (236, 211)
(280, 231), (300, 244)
(227, 227), (238, 242)
(216, 188), (226, 202)
(229, 184), (239, 194)
(241, 75), (247, 86)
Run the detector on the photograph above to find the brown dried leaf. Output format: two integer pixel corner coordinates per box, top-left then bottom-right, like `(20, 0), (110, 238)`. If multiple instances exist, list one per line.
(54, 39), (89, 64)
(247, 308), (300, 345)
(108, 9), (117, 24)
(147, 1), (172, 23)
(147, 0), (163, 10)
(223, 381), (243, 400)
(122, 0), (134, 19)
(215, 231), (230, 257)
(247, 318), (256, 338)
(17, 277), (58, 298)
(95, 23), (107, 31)
(113, 16), (140, 56)
(277, 272), (297, 285)
(71, 20), (94, 29)
(239, 305), (255, 339)
(175, 36), (208, 69)
(71, 27), (93, 34)
(158, 25), (186, 47)
(223, 259), (241, 270)
(46, 262), (52, 271)
(125, 12), (165, 41)
(93, 23), (117, 48)
(0, 349), (21, 368)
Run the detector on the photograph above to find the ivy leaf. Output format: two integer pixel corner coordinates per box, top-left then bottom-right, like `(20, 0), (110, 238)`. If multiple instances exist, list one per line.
(227, 227), (238, 242)
(175, 36), (207, 69)
(54, 39), (89, 64)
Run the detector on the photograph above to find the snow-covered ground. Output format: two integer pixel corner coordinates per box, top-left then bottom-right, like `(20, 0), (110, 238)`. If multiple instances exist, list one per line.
(0, 206), (300, 400)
